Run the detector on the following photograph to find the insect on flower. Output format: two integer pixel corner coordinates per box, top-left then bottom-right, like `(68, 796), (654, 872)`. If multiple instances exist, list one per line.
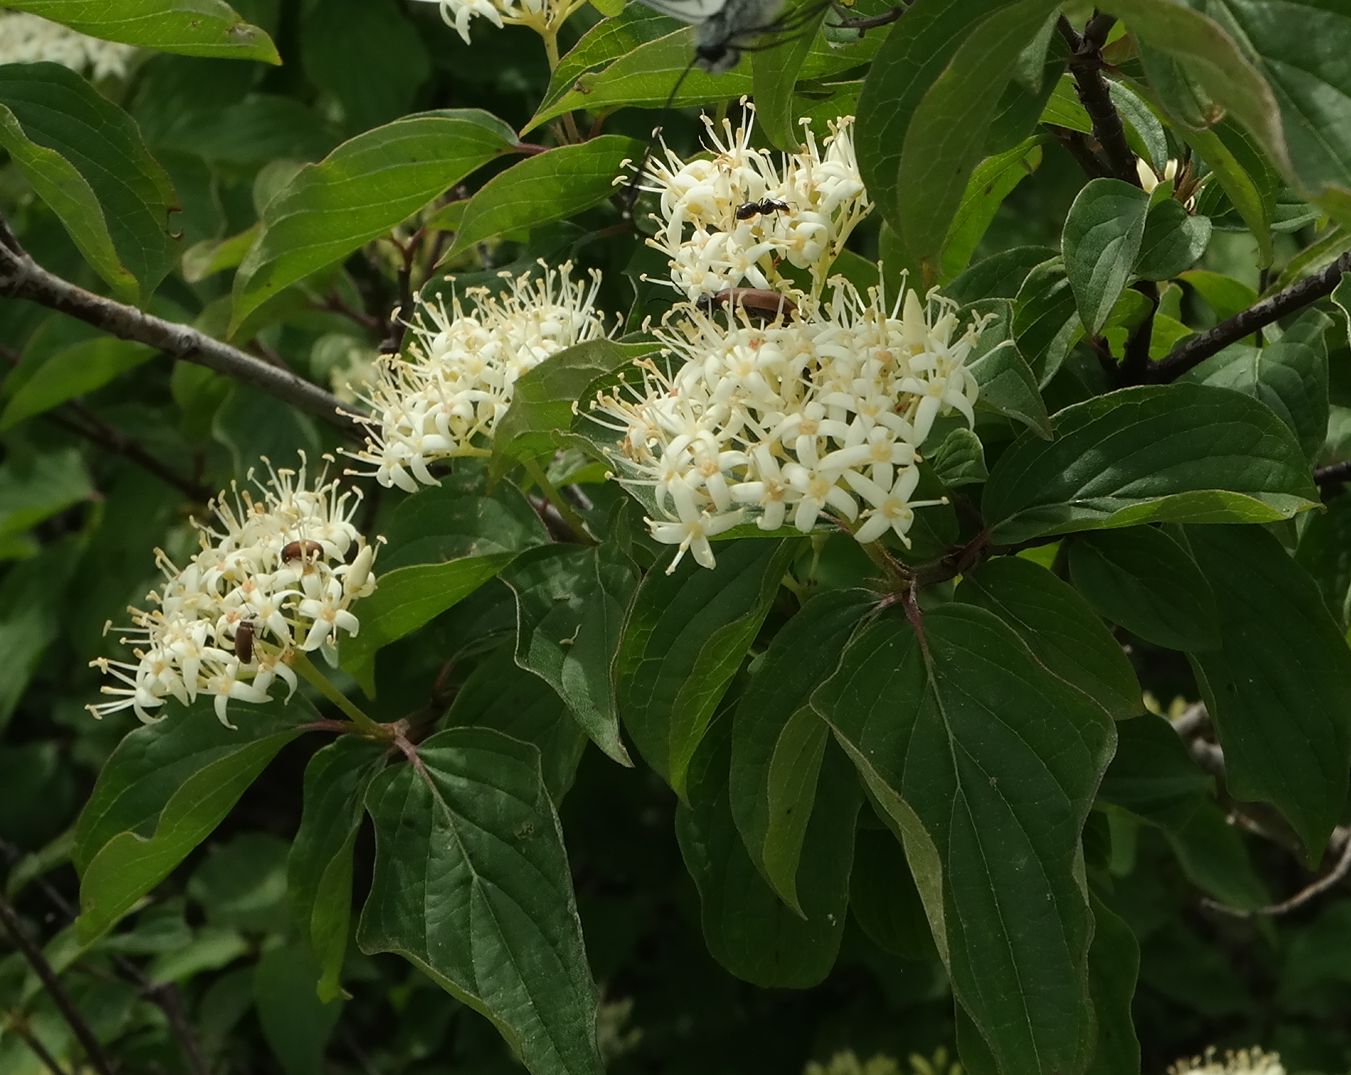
(234, 620), (256, 664)
(281, 539), (325, 564)
(734, 197), (791, 221)
(698, 287), (798, 323)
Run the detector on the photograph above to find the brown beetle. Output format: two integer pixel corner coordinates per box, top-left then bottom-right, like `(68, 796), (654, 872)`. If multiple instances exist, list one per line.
(234, 620), (256, 664)
(698, 287), (798, 324)
(281, 539), (325, 564)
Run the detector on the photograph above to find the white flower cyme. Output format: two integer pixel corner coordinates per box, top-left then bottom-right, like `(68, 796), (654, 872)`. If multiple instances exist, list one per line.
(89, 456), (381, 728)
(411, 0), (586, 42)
(630, 102), (871, 302)
(0, 12), (137, 79)
(1167, 1047), (1285, 1075)
(588, 276), (990, 571)
(346, 262), (613, 492)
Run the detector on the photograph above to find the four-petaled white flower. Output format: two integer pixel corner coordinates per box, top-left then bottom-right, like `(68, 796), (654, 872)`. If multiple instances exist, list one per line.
(89, 456), (381, 727)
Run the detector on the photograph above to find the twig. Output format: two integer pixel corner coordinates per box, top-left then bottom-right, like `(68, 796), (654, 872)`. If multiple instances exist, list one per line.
(831, 5), (908, 32)
(0, 893), (116, 1075)
(1205, 827), (1351, 919)
(6, 1018), (72, 1075)
(1057, 15), (1139, 186)
(1315, 459), (1351, 493)
(45, 405), (211, 502)
(1120, 281), (1159, 384)
(0, 233), (356, 433)
(1047, 124), (1109, 179)
(1151, 250), (1351, 381)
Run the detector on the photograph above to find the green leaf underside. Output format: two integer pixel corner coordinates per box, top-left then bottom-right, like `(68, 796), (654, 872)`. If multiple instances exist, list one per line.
(982, 383), (1320, 544)
(501, 544), (639, 767)
(616, 539), (798, 798)
(677, 711), (860, 988)
(958, 557), (1140, 721)
(287, 737), (386, 1002)
(1183, 525), (1351, 862)
(729, 589), (875, 911)
(813, 604), (1114, 1074)
(1062, 178), (1151, 334)
(357, 728), (603, 1075)
(1085, 896), (1141, 1075)
(1067, 527), (1219, 651)
(0, 64), (177, 303)
(339, 477), (549, 693)
(74, 698), (312, 941)
(232, 110), (518, 331)
(3, 0), (280, 62)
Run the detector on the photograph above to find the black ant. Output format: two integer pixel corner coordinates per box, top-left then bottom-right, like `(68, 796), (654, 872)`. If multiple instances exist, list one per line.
(734, 198), (790, 221)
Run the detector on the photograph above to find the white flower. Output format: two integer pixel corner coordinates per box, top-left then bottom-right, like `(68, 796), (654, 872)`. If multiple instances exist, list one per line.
(0, 13), (136, 79)
(345, 262), (613, 491)
(410, 0), (585, 42)
(1167, 1047), (1285, 1075)
(629, 102), (871, 302)
(588, 277), (990, 570)
(89, 456), (381, 727)
(1136, 156), (1201, 211)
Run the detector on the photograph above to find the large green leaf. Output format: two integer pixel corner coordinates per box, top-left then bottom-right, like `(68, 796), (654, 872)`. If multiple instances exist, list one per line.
(74, 698), (313, 941)
(957, 557), (1140, 721)
(4, 0), (279, 62)
(254, 944), (342, 1075)
(677, 710), (860, 988)
(0, 63), (177, 303)
(501, 543), (639, 767)
(1134, 198), (1213, 281)
(231, 111), (519, 331)
(1183, 525), (1351, 862)
(855, 0), (1059, 280)
(339, 475), (548, 693)
(446, 137), (644, 259)
(1061, 179), (1151, 335)
(1010, 256), (1082, 385)
(940, 136), (1046, 282)
(1084, 896), (1140, 1075)
(729, 588), (874, 911)
(0, 338), (154, 432)
(813, 604), (1115, 1075)
(1182, 310), (1332, 462)
(751, 0), (830, 149)
(964, 299), (1053, 437)
(287, 737), (386, 1002)
(357, 728), (603, 1075)
(1067, 526), (1219, 651)
(1098, 712), (1213, 830)
(982, 383), (1320, 544)
(615, 539), (796, 798)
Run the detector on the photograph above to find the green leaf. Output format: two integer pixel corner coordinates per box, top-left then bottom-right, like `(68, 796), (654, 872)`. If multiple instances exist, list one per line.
(447, 137), (644, 259)
(357, 728), (603, 1075)
(930, 427), (989, 487)
(254, 944), (342, 1075)
(501, 543), (639, 767)
(1135, 199), (1212, 280)
(1099, 712), (1212, 828)
(964, 299), (1052, 438)
(957, 557), (1141, 722)
(1062, 178), (1151, 334)
(0, 537), (78, 733)
(848, 824), (935, 959)
(946, 245), (1056, 303)
(1181, 269), (1258, 322)
(1084, 896), (1141, 1075)
(1109, 80), (1168, 170)
(73, 698), (312, 941)
(1182, 310), (1332, 462)
(339, 475), (548, 693)
(813, 604), (1114, 1075)
(0, 64), (177, 303)
(855, 0), (1059, 281)
(1067, 527), (1219, 651)
(4, 0), (279, 62)
(0, 446), (92, 540)
(1011, 256), (1082, 385)
(0, 339), (154, 432)
(940, 136), (1046, 282)
(1295, 494), (1351, 629)
(492, 339), (657, 483)
(444, 648), (589, 802)
(752, 0), (830, 149)
(231, 111), (519, 332)
(677, 708), (861, 988)
(616, 539), (796, 798)
(287, 738), (386, 1003)
(729, 588), (873, 911)
(982, 383), (1320, 544)
(1183, 525), (1351, 862)
(1175, 121), (1275, 266)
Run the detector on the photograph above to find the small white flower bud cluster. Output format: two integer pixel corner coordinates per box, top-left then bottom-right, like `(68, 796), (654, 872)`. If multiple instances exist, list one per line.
(0, 13), (136, 80)
(588, 278), (987, 572)
(89, 457), (380, 727)
(1167, 1047), (1285, 1075)
(632, 104), (870, 302)
(345, 262), (613, 492)
(411, 0), (583, 42)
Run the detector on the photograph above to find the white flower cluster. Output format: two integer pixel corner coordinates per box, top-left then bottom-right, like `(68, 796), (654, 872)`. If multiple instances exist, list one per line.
(634, 104), (870, 302)
(0, 12), (136, 80)
(346, 262), (612, 492)
(1167, 1048), (1284, 1075)
(410, 0), (583, 42)
(588, 279), (987, 572)
(90, 457), (379, 727)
